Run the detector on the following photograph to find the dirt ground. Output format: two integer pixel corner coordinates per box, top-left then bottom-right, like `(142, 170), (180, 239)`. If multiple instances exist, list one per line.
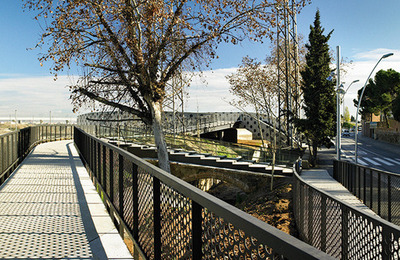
(0, 123), (33, 135)
(209, 178), (298, 236)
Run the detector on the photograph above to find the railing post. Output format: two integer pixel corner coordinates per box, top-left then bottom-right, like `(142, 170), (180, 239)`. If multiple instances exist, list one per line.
(381, 219), (391, 259)
(90, 138), (94, 175)
(153, 177), (161, 259)
(192, 201), (203, 260)
(109, 149), (114, 202)
(388, 174), (392, 222)
(378, 171), (381, 216)
(1, 137), (3, 175)
(102, 145), (106, 187)
(132, 163), (139, 237)
(11, 134), (14, 168)
(363, 168), (366, 204)
(97, 142), (101, 180)
(307, 188), (313, 243)
(132, 163), (140, 259)
(321, 195), (327, 252)
(118, 154), (124, 220)
(92, 138), (96, 177)
(333, 160), (337, 180)
(341, 206), (348, 260)
(299, 183), (304, 238)
(7, 135), (10, 168)
(370, 169), (373, 209)
(357, 165), (361, 199)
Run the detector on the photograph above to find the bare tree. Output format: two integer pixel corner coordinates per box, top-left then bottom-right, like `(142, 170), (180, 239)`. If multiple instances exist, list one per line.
(227, 56), (279, 190)
(25, 0), (309, 172)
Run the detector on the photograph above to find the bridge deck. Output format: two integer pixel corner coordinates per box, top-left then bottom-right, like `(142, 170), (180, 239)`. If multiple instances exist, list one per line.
(301, 169), (377, 216)
(0, 140), (133, 259)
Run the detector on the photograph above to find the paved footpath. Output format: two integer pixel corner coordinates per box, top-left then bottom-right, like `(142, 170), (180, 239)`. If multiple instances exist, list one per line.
(300, 169), (377, 216)
(0, 140), (133, 259)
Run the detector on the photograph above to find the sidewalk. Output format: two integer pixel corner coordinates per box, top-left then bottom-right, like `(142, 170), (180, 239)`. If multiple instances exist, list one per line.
(0, 140), (133, 259)
(300, 146), (377, 216)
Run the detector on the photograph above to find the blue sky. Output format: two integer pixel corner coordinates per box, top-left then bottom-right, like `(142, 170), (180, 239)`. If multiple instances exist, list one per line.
(1, 0), (400, 119)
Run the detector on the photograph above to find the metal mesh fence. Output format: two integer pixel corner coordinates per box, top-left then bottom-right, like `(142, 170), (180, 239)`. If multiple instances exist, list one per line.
(0, 125), (73, 186)
(295, 160), (400, 259)
(74, 127), (331, 259)
(334, 160), (400, 226)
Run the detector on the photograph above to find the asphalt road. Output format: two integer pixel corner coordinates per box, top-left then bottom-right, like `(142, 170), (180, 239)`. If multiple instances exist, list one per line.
(340, 132), (400, 174)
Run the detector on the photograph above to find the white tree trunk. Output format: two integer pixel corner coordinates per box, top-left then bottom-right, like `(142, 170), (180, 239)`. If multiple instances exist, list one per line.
(150, 100), (171, 173)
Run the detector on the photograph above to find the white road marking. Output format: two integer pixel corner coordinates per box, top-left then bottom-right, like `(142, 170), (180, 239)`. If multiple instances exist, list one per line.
(357, 158), (368, 166)
(373, 157), (394, 166)
(362, 157), (381, 166)
(383, 157), (400, 165)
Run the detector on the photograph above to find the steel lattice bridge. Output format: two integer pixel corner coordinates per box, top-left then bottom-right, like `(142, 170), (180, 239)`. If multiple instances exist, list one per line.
(78, 111), (295, 146)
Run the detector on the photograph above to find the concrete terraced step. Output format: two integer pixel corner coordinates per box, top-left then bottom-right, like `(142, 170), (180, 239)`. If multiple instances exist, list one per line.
(115, 140), (292, 175)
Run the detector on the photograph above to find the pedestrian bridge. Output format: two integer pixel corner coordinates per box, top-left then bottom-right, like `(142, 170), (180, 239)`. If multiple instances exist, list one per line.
(0, 125), (328, 259)
(2, 124), (400, 259)
(0, 138), (132, 259)
(77, 111), (290, 145)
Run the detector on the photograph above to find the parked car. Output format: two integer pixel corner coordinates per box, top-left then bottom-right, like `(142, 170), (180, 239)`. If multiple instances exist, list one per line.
(342, 129), (350, 137)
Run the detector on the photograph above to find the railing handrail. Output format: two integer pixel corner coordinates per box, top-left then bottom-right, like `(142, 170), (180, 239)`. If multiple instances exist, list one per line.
(75, 127), (332, 259)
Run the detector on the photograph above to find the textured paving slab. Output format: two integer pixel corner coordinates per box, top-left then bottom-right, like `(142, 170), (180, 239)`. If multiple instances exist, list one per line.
(0, 140), (133, 259)
(301, 169), (377, 216)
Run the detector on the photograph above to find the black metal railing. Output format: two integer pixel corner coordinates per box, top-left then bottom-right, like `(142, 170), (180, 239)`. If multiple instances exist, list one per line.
(333, 160), (400, 226)
(74, 127), (331, 259)
(0, 125), (74, 184)
(294, 159), (400, 259)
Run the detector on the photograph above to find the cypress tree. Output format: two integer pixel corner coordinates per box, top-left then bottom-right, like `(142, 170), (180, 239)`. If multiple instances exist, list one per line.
(296, 10), (336, 167)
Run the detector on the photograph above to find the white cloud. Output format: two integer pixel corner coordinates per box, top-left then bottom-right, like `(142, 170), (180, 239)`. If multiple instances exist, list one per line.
(353, 48), (400, 61)
(2, 48), (399, 122)
(185, 68), (240, 112)
(185, 48), (400, 118)
(0, 75), (78, 119)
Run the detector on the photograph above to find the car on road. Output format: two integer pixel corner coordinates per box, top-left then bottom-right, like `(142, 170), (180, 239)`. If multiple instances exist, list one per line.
(342, 129), (350, 137)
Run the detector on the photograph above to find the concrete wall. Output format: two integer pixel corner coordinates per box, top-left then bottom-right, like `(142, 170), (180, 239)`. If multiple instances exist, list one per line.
(364, 119), (400, 144)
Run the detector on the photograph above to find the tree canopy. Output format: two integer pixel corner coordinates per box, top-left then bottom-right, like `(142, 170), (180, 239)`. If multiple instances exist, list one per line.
(344, 106), (350, 123)
(295, 10), (335, 166)
(354, 69), (400, 127)
(24, 0), (310, 172)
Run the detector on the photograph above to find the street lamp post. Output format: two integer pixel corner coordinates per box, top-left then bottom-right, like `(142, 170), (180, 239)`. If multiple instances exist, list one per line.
(354, 53), (393, 164)
(336, 46), (341, 160)
(337, 86), (345, 160)
(342, 80), (360, 116)
(15, 110), (17, 131)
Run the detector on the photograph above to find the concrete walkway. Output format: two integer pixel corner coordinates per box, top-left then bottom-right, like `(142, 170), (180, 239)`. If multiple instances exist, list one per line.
(0, 140), (133, 259)
(300, 168), (377, 216)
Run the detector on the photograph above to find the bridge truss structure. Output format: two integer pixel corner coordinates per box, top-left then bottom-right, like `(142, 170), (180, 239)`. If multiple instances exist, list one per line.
(276, 0), (301, 147)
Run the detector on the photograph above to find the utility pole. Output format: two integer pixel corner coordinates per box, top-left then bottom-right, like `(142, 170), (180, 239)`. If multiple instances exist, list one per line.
(276, 0), (300, 148)
(336, 46), (341, 160)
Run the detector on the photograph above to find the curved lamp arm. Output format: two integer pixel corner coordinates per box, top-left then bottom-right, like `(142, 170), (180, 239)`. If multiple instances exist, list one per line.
(354, 53), (393, 164)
